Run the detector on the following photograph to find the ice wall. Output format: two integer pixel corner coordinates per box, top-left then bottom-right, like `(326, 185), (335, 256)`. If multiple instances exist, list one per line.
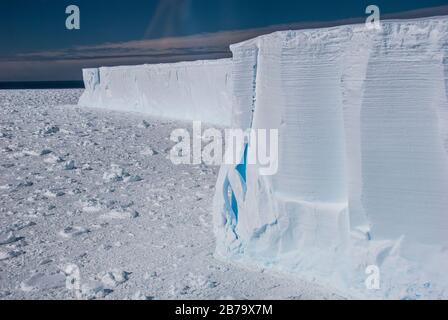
(360, 21), (448, 246)
(230, 43), (259, 129)
(79, 59), (233, 125)
(214, 17), (448, 299)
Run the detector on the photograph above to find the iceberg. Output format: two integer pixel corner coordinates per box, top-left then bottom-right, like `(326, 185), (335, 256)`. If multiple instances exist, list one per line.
(214, 17), (448, 299)
(78, 15), (448, 299)
(79, 59), (233, 125)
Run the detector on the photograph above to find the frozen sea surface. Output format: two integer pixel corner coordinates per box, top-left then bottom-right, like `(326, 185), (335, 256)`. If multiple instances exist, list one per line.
(0, 89), (340, 300)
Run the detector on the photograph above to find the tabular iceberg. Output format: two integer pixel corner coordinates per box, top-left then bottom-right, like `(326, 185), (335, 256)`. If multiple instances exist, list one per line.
(214, 17), (448, 299)
(79, 59), (233, 125)
(78, 15), (448, 299)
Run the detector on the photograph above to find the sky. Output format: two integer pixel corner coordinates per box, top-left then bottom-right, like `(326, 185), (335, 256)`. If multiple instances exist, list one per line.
(0, 0), (447, 81)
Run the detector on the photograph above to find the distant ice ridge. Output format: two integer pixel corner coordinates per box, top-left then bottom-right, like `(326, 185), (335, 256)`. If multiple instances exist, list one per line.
(79, 59), (233, 125)
(214, 16), (448, 299)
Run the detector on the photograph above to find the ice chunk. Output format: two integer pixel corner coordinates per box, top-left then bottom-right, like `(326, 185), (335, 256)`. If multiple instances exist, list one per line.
(98, 270), (130, 288)
(0, 231), (20, 245)
(20, 273), (66, 292)
(58, 226), (90, 239)
(79, 280), (111, 299)
(63, 160), (76, 170)
(0, 249), (24, 261)
(82, 68), (100, 91)
(99, 210), (138, 220)
(103, 164), (127, 183)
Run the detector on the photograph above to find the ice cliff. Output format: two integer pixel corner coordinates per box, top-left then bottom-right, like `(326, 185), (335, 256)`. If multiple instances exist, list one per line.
(79, 59), (233, 125)
(78, 16), (448, 299)
(214, 16), (448, 299)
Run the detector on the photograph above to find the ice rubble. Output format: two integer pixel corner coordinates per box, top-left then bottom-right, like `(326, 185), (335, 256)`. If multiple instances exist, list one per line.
(79, 59), (233, 125)
(214, 17), (448, 299)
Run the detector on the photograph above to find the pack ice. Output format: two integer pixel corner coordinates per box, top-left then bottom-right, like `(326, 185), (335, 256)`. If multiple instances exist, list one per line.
(79, 16), (448, 299)
(214, 17), (448, 299)
(79, 59), (233, 125)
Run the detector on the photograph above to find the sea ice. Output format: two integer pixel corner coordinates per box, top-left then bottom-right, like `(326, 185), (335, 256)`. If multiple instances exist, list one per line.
(20, 273), (66, 292)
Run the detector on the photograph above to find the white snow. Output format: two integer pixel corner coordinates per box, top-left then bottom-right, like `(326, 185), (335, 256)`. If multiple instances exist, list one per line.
(0, 89), (336, 300)
(214, 16), (448, 299)
(78, 59), (233, 125)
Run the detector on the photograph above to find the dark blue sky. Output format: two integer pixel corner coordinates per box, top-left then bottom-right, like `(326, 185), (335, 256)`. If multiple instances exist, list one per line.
(1, 0), (447, 81)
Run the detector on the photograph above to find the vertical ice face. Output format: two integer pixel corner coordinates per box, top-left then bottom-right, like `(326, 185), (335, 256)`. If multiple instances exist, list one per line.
(216, 35), (285, 258)
(78, 68), (100, 107)
(273, 29), (348, 204)
(229, 42), (259, 130)
(340, 29), (375, 230)
(360, 19), (448, 246)
(82, 68), (100, 91)
(444, 45), (448, 153)
(217, 29), (354, 279)
(79, 59), (233, 125)
(215, 17), (448, 298)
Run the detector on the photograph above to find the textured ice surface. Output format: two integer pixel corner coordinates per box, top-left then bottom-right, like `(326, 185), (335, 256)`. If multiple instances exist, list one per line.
(79, 59), (233, 125)
(214, 17), (448, 299)
(1, 89), (337, 300)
